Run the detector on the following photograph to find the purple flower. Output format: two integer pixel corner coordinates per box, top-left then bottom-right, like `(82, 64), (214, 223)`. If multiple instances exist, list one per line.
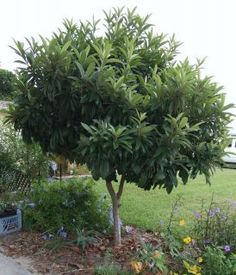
(173, 207), (179, 213)
(57, 227), (68, 240)
(214, 207), (221, 213)
(208, 209), (216, 218)
(224, 245), (231, 252)
(192, 210), (201, 219)
(207, 207), (221, 218)
(60, 231), (67, 240)
(231, 201), (236, 208)
(222, 215), (227, 221)
(204, 239), (211, 245)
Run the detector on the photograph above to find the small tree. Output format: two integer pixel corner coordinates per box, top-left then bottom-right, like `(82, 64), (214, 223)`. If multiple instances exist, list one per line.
(0, 68), (16, 100)
(8, 8), (232, 245)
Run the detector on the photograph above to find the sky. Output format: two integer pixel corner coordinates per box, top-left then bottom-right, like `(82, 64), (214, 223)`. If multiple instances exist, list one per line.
(1, 0), (236, 127)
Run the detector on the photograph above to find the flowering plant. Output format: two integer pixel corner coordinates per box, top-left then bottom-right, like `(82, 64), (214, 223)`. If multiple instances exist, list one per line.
(192, 198), (236, 252)
(134, 242), (167, 273)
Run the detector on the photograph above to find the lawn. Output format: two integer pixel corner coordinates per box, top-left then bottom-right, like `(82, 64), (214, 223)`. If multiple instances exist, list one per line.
(94, 168), (236, 231)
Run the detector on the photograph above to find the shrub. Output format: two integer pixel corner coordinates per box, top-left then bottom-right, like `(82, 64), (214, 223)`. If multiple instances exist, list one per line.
(0, 120), (49, 178)
(23, 178), (109, 233)
(202, 246), (236, 275)
(0, 68), (16, 100)
(191, 199), (236, 251)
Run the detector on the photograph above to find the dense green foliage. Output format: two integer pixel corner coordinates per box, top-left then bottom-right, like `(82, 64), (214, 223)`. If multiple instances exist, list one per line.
(202, 247), (236, 275)
(0, 68), (16, 99)
(0, 120), (49, 178)
(23, 178), (109, 233)
(8, 7), (232, 193)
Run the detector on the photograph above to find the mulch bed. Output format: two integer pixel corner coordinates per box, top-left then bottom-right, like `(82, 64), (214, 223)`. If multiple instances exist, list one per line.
(0, 227), (165, 274)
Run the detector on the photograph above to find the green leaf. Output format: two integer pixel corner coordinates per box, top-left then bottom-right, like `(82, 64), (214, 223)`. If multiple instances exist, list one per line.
(61, 41), (71, 53)
(85, 62), (95, 78)
(100, 161), (110, 178)
(81, 123), (94, 135)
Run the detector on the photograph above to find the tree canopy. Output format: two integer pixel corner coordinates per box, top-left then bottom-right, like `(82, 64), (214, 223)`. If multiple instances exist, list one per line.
(8, 7), (233, 244)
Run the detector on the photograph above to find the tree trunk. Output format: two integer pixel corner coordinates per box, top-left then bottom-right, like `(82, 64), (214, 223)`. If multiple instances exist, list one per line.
(106, 176), (125, 246)
(111, 193), (121, 246)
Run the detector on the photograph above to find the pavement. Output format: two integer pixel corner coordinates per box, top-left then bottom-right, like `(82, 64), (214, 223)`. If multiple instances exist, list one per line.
(0, 253), (32, 275)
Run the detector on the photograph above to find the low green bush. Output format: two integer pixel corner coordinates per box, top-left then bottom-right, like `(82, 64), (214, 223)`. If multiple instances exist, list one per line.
(202, 246), (236, 275)
(23, 178), (109, 234)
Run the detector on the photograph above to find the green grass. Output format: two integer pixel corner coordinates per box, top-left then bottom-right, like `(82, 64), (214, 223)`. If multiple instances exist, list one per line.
(94, 169), (236, 230)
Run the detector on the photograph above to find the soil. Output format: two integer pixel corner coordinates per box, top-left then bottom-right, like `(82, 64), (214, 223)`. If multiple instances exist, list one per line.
(0, 227), (166, 274)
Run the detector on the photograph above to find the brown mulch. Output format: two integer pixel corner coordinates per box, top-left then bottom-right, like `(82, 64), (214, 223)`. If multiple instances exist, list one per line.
(0, 227), (164, 274)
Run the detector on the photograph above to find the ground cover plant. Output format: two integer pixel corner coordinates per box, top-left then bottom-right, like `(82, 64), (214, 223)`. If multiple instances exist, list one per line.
(7, 6), (233, 246)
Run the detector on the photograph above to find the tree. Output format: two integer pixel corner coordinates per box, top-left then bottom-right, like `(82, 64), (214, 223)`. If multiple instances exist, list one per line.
(8, 7), (233, 245)
(0, 68), (16, 100)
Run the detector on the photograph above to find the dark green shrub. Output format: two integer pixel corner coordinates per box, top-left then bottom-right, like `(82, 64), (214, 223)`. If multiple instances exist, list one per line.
(23, 178), (109, 233)
(0, 69), (16, 100)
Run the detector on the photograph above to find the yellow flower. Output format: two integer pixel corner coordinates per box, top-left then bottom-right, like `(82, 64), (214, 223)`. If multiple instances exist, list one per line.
(183, 236), (192, 244)
(183, 260), (201, 274)
(153, 250), (161, 258)
(130, 261), (143, 274)
(179, 219), (186, 226)
(188, 265), (201, 274)
(197, 257), (203, 263)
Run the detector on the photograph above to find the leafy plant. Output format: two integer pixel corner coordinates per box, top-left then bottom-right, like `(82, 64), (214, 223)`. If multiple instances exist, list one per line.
(94, 263), (130, 275)
(23, 178), (109, 234)
(191, 198), (236, 251)
(0, 68), (16, 100)
(202, 246), (236, 275)
(0, 120), (49, 178)
(8, 7), (233, 245)
(72, 228), (98, 250)
(135, 242), (167, 273)
(44, 237), (67, 252)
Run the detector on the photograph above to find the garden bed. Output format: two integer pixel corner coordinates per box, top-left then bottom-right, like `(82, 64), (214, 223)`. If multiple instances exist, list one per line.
(0, 228), (165, 274)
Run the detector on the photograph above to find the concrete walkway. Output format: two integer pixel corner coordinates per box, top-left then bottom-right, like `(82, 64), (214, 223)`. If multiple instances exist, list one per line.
(0, 253), (32, 275)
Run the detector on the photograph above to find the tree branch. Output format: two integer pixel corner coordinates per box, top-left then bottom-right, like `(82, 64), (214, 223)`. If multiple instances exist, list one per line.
(117, 175), (125, 200)
(106, 180), (116, 199)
